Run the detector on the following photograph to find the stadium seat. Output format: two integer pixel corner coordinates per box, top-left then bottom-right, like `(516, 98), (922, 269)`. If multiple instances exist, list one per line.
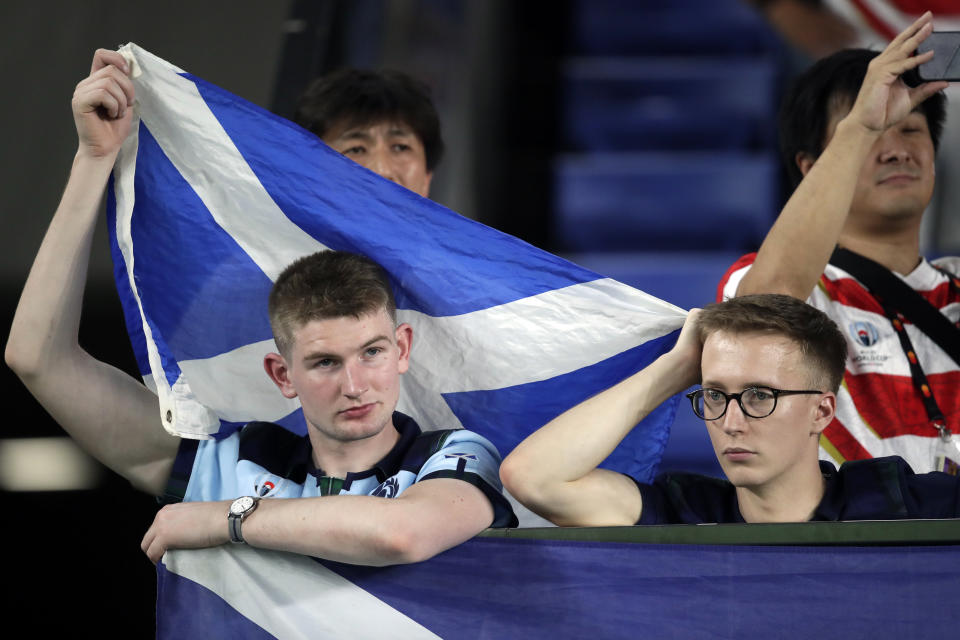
(568, 0), (780, 56)
(554, 151), (777, 251)
(561, 57), (778, 152)
(564, 250), (741, 311)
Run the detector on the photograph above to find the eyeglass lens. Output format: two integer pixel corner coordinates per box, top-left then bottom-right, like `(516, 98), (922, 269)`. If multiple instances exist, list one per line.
(697, 387), (776, 419)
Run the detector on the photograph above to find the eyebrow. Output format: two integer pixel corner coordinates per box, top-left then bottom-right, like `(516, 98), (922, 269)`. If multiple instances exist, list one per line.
(334, 126), (414, 142)
(361, 335), (392, 349)
(333, 130), (373, 143)
(300, 335), (392, 363)
(701, 381), (773, 390)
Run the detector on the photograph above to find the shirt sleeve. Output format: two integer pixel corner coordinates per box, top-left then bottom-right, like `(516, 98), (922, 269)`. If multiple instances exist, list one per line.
(416, 429), (518, 528)
(632, 472), (742, 525)
(717, 253), (758, 301)
(159, 432), (241, 504)
(634, 478), (670, 525)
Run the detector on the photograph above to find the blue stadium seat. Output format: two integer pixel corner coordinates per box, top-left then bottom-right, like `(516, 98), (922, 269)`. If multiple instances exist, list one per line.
(561, 57), (778, 152)
(563, 250), (741, 311)
(568, 0), (781, 56)
(554, 151), (777, 251)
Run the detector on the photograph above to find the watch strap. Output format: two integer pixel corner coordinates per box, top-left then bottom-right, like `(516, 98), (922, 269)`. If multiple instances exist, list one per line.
(228, 513), (245, 543)
(228, 496), (259, 544)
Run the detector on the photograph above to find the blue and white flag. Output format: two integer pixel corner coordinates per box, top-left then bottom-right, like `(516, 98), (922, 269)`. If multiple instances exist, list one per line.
(106, 43), (685, 489)
(157, 539), (960, 639)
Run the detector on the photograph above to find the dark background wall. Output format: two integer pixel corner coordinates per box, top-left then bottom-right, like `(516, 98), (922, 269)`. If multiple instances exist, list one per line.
(1, 1), (294, 292)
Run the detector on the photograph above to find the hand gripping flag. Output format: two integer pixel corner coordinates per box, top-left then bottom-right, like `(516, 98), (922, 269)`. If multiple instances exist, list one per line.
(106, 43), (686, 491)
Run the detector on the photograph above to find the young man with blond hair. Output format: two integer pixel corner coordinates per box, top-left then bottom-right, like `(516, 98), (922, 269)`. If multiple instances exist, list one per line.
(503, 295), (960, 525)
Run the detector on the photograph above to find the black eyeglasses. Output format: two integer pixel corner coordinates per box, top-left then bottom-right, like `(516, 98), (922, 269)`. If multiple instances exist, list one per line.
(685, 386), (823, 420)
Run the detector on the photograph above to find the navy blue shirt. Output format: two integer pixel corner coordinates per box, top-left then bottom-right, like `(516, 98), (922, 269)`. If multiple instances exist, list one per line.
(636, 456), (960, 524)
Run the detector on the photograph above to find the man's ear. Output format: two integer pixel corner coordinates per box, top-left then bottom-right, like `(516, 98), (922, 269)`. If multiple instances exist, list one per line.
(395, 323), (413, 374)
(811, 392), (836, 436)
(264, 352), (298, 399)
(796, 152), (816, 178)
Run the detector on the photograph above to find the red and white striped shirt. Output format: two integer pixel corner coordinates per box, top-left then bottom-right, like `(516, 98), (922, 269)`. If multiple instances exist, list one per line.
(824, 0), (960, 46)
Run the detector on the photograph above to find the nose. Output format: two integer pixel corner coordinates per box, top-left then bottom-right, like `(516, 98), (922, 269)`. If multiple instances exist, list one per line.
(719, 399), (748, 436)
(341, 361), (368, 398)
(367, 145), (400, 184)
(877, 129), (910, 164)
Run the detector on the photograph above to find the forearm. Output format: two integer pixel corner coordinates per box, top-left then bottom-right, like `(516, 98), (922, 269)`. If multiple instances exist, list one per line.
(6, 150), (116, 375)
(145, 479), (494, 566)
(738, 119), (879, 298)
(243, 494), (434, 566)
(502, 349), (692, 508)
(751, 0), (857, 58)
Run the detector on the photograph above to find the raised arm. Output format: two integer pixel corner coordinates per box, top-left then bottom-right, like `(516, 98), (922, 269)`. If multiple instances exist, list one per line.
(5, 49), (179, 494)
(747, 0), (857, 59)
(737, 12), (948, 299)
(141, 478), (495, 565)
(499, 312), (703, 527)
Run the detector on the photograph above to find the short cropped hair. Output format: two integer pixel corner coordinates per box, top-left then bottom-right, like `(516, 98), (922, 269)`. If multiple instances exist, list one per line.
(779, 48), (946, 190)
(697, 294), (847, 392)
(268, 251), (397, 357)
(294, 68), (444, 171)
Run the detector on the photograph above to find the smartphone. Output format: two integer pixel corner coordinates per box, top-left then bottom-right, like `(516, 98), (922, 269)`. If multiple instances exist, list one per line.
(918, 32), (960, 81)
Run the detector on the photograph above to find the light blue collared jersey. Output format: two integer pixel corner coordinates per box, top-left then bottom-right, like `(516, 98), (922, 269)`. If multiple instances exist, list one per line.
(162, 412), (517, 528)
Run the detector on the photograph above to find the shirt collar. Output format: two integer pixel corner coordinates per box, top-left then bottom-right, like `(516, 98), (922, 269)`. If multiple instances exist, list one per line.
(308, 411), (422, 482)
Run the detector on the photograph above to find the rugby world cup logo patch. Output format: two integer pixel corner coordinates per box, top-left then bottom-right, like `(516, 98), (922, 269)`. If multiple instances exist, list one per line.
(849, 321), (879, 347)
(254, 474), (286, 497)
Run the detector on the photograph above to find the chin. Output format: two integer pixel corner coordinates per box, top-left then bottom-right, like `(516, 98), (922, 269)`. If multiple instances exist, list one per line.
(876, 196), (927, 221)
(329, 425), (386, 444)
(312, 411), (391, 443)
(344, 416), (392, 441)
(720, 464), (764, 489)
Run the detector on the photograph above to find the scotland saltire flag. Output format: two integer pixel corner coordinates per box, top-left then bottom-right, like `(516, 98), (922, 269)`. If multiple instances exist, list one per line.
(157, 540), (960, 639)
(106, 43), (685, 491)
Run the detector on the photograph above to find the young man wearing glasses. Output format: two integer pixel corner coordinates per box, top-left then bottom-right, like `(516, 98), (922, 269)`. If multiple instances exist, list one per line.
(501, 294), (960, 525)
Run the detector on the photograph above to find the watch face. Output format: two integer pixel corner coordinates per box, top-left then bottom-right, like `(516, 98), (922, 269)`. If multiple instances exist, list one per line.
(230, 496), (254, 515)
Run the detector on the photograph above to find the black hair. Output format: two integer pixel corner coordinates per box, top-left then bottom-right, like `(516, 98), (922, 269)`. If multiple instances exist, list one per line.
(294, 68), (444, 171)
(778, 48), (946, 190)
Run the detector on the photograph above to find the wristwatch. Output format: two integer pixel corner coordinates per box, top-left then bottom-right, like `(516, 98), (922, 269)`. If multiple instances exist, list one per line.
(228, 496), (260, 544)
